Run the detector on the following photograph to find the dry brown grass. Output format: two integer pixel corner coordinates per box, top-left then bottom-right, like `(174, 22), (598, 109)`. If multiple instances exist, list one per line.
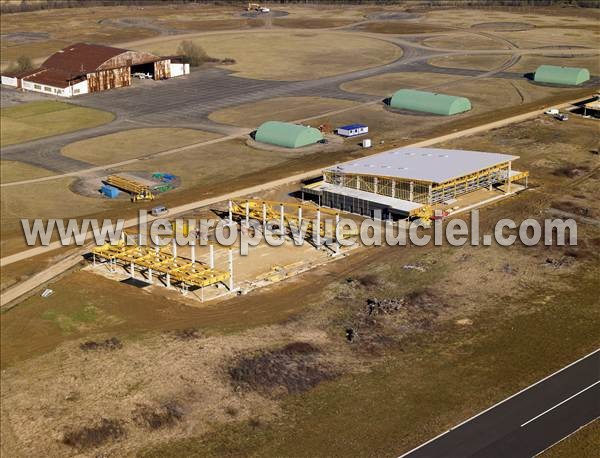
(61, 128), (221, 166)
(132, 31), (402, 81)
(428, 55), (512, 71)
(0, 160), (55, 184)
(341, 72), (571, 107)
(509, 54), (600, 76)
(0, 4), (240, 67)
(355, 22), (451, 34)
(272, 18), (358, 29)
(209, 96), (359, 127)
(340, 71), (460, 96)
(0, 177), (118, 255)
(0, 316), (334, 456)
(111, 137), (335, 193)
(494, 27), (599, 49)
(1, 101), (114, 147)
(423, 8), (599, 28)
(423, 32), (512, 50)
(541, 419), (600, 457)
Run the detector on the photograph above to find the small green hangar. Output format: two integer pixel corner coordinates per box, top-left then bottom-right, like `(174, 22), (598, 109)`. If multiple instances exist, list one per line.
(390, 89), (471, 116)
(533, 65), (590, 86)
(255, 121), (324, 148)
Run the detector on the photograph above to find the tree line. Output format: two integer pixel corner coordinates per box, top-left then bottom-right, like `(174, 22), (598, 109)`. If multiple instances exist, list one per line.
(2, 0), (599, 14)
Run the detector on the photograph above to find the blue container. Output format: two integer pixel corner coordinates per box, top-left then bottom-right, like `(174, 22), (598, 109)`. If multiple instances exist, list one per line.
(162, 173), (175, 182)
(100, 184), (120, 199)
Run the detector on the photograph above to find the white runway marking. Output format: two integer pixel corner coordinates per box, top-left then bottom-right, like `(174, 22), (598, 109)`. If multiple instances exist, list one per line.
(520, 380), (600, 427)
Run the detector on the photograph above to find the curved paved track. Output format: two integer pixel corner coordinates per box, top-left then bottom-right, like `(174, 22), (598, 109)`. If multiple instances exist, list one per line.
(2, 28), (596, 180)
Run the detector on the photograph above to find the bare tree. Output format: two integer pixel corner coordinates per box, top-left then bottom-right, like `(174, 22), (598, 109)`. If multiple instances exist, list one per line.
(177, 40), (217, 67)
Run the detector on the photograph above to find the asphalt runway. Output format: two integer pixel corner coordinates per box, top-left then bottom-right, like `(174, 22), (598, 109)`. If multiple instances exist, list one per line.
(401, 349), (600, 458)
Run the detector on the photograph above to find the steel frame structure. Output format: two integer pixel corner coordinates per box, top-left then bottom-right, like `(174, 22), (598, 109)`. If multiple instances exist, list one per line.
(92, 237), (229, 289)
(323, 162), (529, 206)
(228, 199), (358, 240)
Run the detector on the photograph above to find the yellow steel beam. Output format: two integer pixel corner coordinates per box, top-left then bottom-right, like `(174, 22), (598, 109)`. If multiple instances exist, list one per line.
(91, 236), (229, 288)
(230, 199), (358, 238)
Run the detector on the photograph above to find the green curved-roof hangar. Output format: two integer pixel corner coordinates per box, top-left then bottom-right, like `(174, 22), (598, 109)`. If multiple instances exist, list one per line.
(255, 121), (324, 148)
(534, 65), (590, 86)
(390, 89), (472, 116)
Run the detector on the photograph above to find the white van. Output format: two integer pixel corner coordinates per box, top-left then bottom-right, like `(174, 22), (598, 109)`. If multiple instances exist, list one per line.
(151, 206), (168, 217)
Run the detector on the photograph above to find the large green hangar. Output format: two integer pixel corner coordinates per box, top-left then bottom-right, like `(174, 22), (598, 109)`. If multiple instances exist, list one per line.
(255, 121), (324, 148)
(390, 89), (471, 116)
(533, 65), (590, 86)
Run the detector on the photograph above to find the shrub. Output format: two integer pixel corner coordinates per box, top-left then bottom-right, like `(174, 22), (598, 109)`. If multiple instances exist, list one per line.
(177, 40), (218, 67)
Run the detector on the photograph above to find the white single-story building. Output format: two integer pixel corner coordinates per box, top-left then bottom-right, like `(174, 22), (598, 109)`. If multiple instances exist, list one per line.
(337, 123), (369, 137)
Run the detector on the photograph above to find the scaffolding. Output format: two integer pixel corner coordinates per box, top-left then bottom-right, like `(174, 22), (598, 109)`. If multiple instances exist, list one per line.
(91, 235), (230, 290)
(228, 199), (358, 241)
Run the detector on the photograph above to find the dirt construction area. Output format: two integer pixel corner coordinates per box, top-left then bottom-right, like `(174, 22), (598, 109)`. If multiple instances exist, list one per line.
(1, 2), (600, 457)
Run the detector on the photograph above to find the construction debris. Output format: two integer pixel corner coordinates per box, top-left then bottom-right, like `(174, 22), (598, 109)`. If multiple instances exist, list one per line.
(366, 297), (404, 315)
(403, 264), (426, 272)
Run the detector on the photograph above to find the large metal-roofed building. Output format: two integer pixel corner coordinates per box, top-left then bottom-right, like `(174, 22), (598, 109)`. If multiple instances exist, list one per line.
(303, 147), (529, 219)
(1, 43), (190, 97)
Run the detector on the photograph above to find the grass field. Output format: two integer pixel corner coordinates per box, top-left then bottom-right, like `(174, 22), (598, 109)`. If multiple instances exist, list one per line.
(541, 420), (599, 457)
(340, 71), (461, 96)
(354, 22), (451, 34)
(423, 32), (512, 50)
(208, 96), (360, 127)
(0, 177), (118, 255)
(427, 55), (513, 72)
(340, 72), (567, 107)
(61, 128), (221, 165)
(508, 54), (600, 76)
(0, 160), (54, 184)
(1, 112), (598, 457)
(0, 101), (114, 147)
(495, 27), (599, 49)
(133, 31), (402, 81)
(0, 4), (374, 68)
(0, 4), (239, 67)
(424, 8), (600, 27)
(141, 272), (599, 457)
(112, 136), (349, 192)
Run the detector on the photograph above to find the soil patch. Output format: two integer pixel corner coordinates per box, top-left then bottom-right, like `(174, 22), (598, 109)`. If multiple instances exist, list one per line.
(345, 288), (447, 355)
(62, 418), (125, 450)
(172, 328), (201, 341)
(79, 337), (123, 352)
(229, 342), (337, 397)
(132, 401), (185, 430)
(553, 163), (590, 179)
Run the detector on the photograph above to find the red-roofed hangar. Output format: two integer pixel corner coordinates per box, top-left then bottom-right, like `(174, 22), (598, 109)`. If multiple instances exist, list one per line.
(1, 43), (189, 97)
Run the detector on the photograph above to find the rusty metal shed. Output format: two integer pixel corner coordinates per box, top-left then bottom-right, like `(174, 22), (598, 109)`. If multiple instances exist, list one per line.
(12, 42), (174, 95)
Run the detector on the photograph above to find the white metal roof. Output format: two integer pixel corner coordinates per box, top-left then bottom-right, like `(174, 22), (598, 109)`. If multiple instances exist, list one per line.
(314, 182), (423, 213)
(326, 147), (519, 184)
